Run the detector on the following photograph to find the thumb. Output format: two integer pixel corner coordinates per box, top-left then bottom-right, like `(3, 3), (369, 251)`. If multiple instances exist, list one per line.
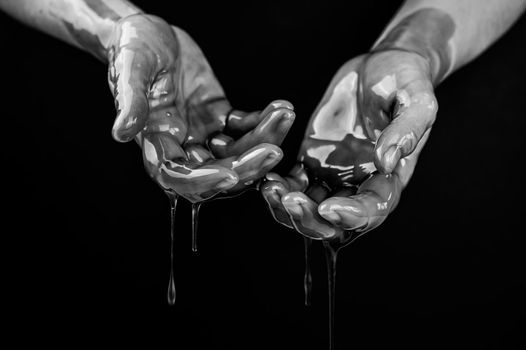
(374, 91), (437, 173)
(108, 48), (151, 142)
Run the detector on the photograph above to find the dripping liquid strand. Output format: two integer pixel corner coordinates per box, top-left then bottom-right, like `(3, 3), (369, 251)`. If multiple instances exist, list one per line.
(324, 241), (339, 350)
(304, 237), (313, 307)
(191, 203), (202, 253)
(166, 191), (178, 305)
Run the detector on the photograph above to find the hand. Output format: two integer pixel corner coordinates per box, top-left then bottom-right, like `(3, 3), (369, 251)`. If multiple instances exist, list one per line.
(106, 14), (295, 202)
(261, 50), (437, 247)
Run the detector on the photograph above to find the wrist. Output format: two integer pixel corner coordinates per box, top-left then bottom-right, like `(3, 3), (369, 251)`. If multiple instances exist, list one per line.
(97, 11), (145, 62)
(65, 1), (143, 61)
(371, 8), (455, 85)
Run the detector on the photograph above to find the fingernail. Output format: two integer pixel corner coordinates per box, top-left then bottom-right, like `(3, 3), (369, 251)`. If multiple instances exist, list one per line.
(215, 177), (237, 190)
(383, 146), (400, 173)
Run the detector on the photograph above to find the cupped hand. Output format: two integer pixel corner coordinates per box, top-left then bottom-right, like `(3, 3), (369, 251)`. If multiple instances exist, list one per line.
(261, 50), (437, 247)
(106, 14), (295, 202)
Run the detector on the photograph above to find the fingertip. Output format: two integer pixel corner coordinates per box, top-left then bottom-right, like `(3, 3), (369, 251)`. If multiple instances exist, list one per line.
(269, 99), (294, 111)
(261, 142), (283, 157)
(208, 133), (234, 158)
(282, 196), (303, 218)
(279, 109), (296, 130)
(112, 108), (148, 142)
(253, 143), (284, 168)
(281, 192), (309, 218)
(112, 125), (137, 143)
(280, 108), (295, 122)
(318, 197), (368, 231)
(209, 134), (231, 148)
(215, 171), (239, 191)
(263, 144), (283, 165)
(318, 207), (342, 226)
(235, 143), (282, 168)
(374, 144), (400, 174)
(261, 180), (287, 207)
(384, 146), (401, 174)
(318, 202), (342, 225)
(265, 172), (282, 182)
(260, 181), (294, 229)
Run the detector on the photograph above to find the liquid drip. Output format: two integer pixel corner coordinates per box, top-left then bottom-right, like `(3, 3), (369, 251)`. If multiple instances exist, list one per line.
(323, 241), (339, 350)
(166, 191), (178, 305)
(303, 237), (313, 307)
(191, 203), (202, 253)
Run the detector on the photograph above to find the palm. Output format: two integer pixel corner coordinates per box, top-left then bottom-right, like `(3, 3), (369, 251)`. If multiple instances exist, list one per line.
(262, 51), (437, 248)
(108, 15), (295, 203)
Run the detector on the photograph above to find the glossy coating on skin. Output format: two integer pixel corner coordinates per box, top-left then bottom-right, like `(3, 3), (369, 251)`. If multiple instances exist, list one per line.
(32, 6), (295, 204)
(262, 49), (437, 248)
(61, 0), (123, 55)
(51, 0), (142, 61)
(103, 15), (295, 202)
(374, 8), (455, 85)
(299, 68), (388, 189)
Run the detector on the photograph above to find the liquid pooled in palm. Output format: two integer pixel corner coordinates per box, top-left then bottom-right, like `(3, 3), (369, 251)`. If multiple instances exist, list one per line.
(300, 70), (389, 192)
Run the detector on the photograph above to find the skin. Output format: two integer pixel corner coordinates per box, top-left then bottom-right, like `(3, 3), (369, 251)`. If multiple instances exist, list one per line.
(0, 0), (295, 203)
(1, 0), (525, 228)
(109, 15), (295, 202)
(261, 52), (424, 247)
(262, 1), (526, 248)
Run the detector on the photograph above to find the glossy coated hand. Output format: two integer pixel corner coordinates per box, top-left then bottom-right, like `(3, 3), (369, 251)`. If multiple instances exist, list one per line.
(107, 14), (295, 202)
(261, 50), (437, 247)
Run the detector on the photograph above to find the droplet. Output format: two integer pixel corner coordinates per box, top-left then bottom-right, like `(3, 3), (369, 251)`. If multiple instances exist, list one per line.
(304, 237), (313, 307)
(191, 203), (202, 253)
(165, 190), (178, 305)
(323, 241), (339, 350)
(167, 269), (176, 305)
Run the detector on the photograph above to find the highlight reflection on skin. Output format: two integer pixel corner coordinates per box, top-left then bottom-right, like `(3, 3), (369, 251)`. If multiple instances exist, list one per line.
(5, 1), (296, 205)
(103, 15), (295, 202)
(261, 58), (404, 247)
(261, 8), (450, 247)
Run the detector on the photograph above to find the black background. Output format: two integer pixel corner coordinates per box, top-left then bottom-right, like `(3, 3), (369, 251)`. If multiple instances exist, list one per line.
(2, 1), (525, 348)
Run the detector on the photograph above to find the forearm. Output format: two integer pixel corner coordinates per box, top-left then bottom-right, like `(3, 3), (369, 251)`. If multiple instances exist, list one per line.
(0, 0), (142, 61)
(373, 0), (526, 84)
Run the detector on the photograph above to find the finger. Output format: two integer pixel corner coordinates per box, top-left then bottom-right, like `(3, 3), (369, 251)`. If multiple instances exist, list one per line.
(282, 192), (343, 240)
(318, 173), (402, 233)
(374, 91), (437, 173)
(214, 143), (283, 186)
(266, 164), (309, 192)
(209, 102), (295, 158)
(108, 48), (151, 143)
(224, 100), (294, 136)
(260, 164), (309, 228)
(185, 144), (213, 164)
(141, 134), (238, 202)
(142, 106), (187, 144)
(260, 180), (294, 228)
(393, 129), (430, 188)
(223, 110), (258, 136)
(187, 97), (232, 144)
